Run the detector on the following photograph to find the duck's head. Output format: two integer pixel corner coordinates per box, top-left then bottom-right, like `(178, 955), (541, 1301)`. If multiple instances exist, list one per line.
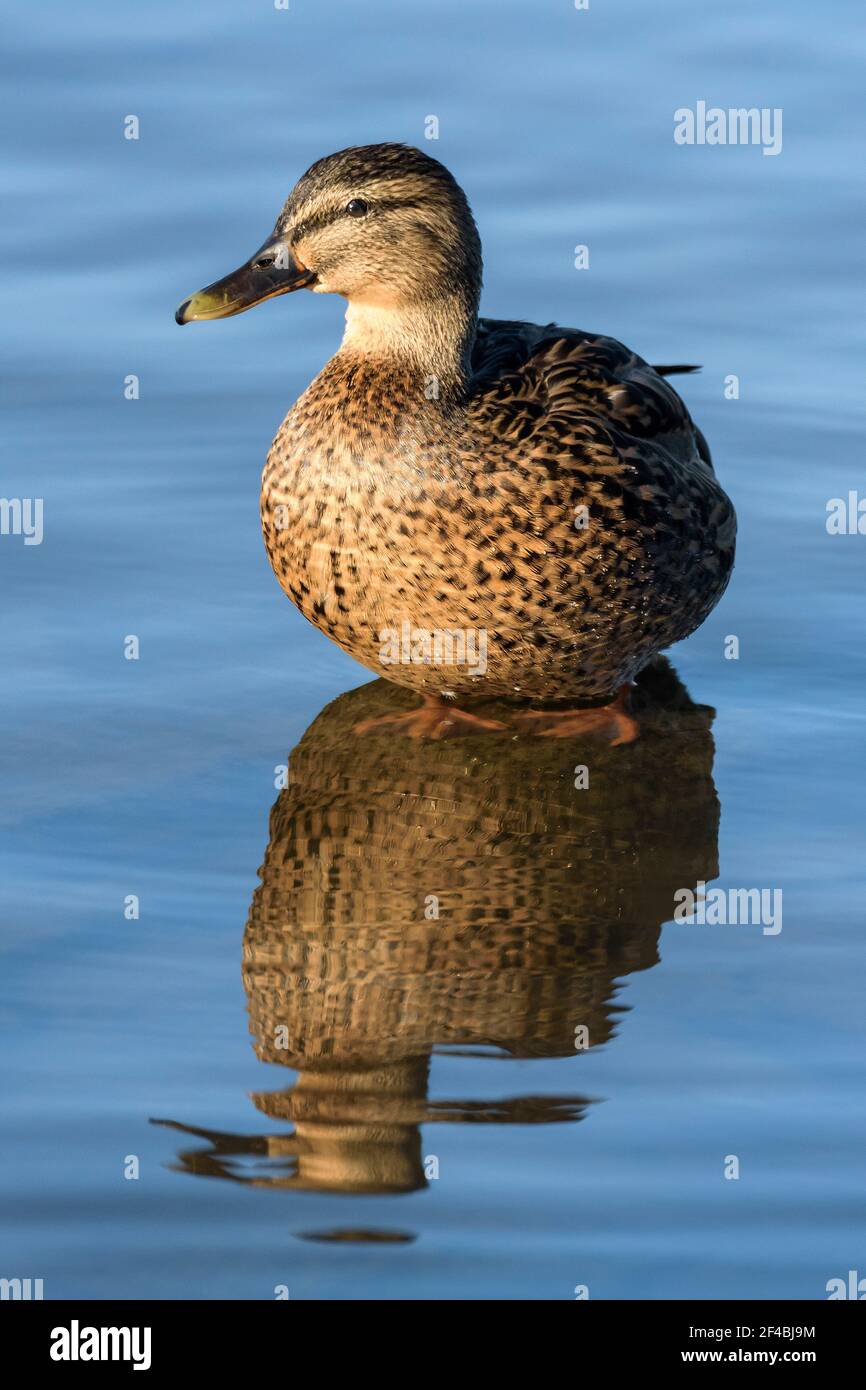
(175, 144), (482, 346)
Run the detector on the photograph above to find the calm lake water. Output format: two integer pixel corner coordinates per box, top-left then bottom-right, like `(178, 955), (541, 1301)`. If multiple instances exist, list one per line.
(2, 0), (864, 1300)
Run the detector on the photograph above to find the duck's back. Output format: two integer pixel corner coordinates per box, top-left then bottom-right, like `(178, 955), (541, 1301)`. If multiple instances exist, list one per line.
(470, 317), (715, 472)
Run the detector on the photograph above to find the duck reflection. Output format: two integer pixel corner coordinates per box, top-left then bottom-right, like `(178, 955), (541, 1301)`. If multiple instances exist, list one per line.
(153, 658), (719, 1200)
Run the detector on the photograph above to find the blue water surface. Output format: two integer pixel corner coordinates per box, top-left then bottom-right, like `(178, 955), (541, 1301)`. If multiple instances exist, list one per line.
(1, 0), (864, 1300)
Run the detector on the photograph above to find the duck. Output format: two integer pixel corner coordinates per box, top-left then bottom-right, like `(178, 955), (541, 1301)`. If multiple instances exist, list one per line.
(176, 143), (735, 742)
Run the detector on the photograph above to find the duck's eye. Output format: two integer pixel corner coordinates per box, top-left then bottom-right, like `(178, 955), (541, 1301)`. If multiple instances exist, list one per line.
(345, 199), (369, 218)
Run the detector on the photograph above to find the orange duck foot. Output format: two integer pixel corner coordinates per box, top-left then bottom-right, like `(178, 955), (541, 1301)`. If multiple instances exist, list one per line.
(511, 684), (639, 746)
(353, 693), (509, 740)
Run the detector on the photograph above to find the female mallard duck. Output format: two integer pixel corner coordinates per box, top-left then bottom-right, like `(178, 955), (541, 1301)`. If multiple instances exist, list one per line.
(176, 143), (735, 742)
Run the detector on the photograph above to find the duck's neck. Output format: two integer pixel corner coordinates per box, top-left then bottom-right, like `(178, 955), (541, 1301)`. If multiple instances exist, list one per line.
(339, 293), (476, 403)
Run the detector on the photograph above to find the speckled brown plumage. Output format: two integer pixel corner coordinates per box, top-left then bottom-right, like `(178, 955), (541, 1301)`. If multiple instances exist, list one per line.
(263, 320), (735, 702)
(180, 143), (736, 705)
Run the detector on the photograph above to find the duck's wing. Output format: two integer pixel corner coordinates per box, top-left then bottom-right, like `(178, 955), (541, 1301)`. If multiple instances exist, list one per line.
(469, 317), (714, 472)
(464, 319), (735, 655)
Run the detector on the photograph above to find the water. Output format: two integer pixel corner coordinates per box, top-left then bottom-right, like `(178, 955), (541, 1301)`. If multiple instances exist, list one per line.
(2, 0), (864, 1300)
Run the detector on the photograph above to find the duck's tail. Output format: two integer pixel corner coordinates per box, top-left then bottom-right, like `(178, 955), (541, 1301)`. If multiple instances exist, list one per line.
(653, 363), (701, 376)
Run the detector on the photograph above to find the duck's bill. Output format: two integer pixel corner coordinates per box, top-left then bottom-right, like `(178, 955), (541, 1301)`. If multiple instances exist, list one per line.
(175, 243), (316, 324)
